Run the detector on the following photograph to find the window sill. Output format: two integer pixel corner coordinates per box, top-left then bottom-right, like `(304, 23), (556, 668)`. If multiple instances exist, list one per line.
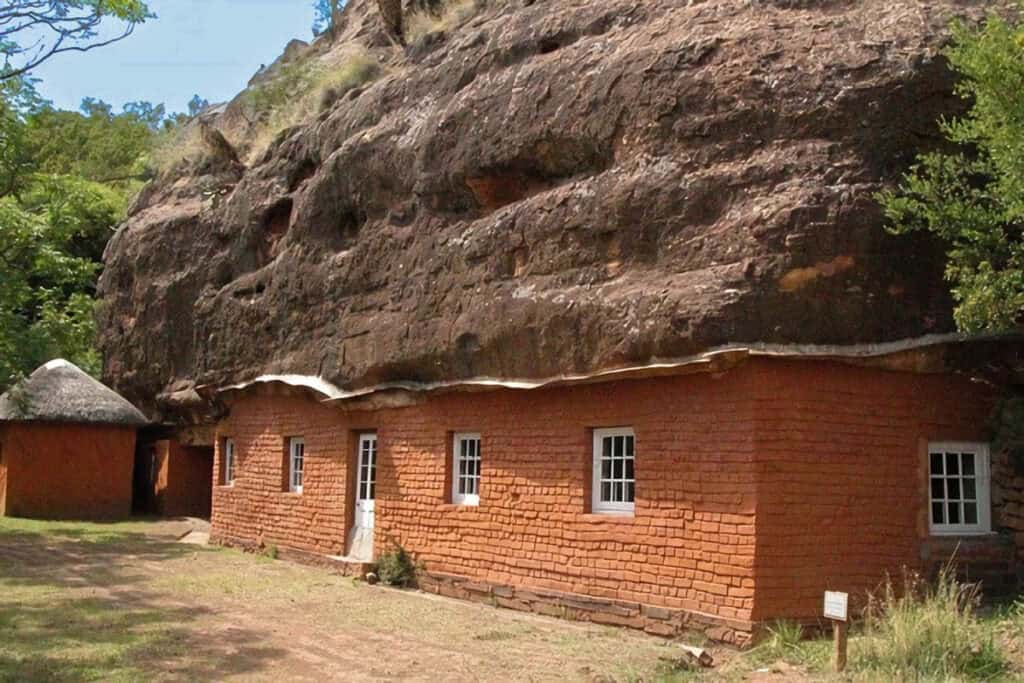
(217, 483), (235, 489)
(929, 529), (996, 538)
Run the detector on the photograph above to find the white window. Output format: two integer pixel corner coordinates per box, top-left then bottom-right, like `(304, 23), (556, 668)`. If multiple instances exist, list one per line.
(929, 442), (991, 535)
(452, 433), (481, 506)
(592, 427), (635, 515)
(288, 437), (305, 494)
(222, 438), (236, 486)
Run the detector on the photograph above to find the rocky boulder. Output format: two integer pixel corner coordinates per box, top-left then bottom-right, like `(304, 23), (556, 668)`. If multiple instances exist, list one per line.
(98, 0), (1000, 421)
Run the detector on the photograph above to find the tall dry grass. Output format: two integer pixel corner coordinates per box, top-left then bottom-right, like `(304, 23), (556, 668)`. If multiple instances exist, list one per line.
(243, 48), (382, 162)
(405, 0), (477, 43)
(854, 565), (1007, 680)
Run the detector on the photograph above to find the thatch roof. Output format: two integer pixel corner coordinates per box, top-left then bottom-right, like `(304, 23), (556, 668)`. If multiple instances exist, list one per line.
(0, 359), (148, 427)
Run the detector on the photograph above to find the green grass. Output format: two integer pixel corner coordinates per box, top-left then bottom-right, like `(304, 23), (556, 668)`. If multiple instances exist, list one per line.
(0, 516), (167, 544)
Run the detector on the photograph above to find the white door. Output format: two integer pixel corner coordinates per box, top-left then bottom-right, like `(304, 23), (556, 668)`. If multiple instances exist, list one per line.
(347, 433), (376, 560)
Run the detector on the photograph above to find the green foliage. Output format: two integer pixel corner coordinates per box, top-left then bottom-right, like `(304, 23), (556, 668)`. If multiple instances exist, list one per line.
(26, 107), (154, 192)
(854, 567), (1007, 680)
(879, 5), (1024, 332)
(0, 79), (165, 391)
(375, 542), (419, 587)
(0, 196), (100, 389)
(313, 0), (343, 36)
(1, 1), (153, 81)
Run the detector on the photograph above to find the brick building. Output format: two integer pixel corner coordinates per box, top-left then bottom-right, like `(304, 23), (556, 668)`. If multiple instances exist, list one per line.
(0, 359), (148, 520)
(208, 339), (1021, 644)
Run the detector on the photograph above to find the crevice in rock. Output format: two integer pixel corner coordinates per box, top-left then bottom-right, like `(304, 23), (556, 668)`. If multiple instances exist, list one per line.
(333, 206), (369, 252)
(287, 160), (318, 192)
(464, 137), (614, 214)
(538, 34), (572, 55)
(264, 198), (294, 237)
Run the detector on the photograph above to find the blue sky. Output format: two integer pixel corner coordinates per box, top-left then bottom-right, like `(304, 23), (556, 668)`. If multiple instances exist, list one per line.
(32, 1), (316, 114)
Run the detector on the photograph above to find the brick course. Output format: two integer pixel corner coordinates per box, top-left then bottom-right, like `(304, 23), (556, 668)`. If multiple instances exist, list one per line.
(210, 358), (1005, 642)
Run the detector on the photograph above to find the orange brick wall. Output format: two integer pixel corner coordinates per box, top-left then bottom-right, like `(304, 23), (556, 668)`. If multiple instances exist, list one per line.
(210, 358), (998, 636)
(213, 370), (762, 632)
(211, 395), (369, 555)
(750, 360), (995, 621)
(0, 423), (135, 519)
(151, 440), (214, 518)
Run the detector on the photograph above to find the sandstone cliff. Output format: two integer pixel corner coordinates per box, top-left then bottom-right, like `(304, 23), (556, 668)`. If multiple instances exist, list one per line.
(98, 0), (999, 421)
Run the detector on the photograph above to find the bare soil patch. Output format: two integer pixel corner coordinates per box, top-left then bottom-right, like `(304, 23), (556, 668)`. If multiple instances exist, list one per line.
(0, 518), (685, 682)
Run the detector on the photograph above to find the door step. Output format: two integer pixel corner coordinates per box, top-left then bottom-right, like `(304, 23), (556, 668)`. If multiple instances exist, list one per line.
(324, 554), (376, 578)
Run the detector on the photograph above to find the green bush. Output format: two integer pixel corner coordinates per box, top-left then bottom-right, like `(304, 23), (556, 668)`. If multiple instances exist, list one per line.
(376, 542), (419, 587)
(854, 566), (1007, 680)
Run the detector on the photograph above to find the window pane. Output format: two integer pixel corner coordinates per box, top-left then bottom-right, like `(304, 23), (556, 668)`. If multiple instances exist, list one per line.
(931, 478), (944, 500)
(613, 458), (623, 479)
(613, 482), (623, 502)
(947, 502), (961, 524)
(946, 452), (959, 475)
(368, 482), (375, 499)
(961, 454), (975, 476)
(625, 458), (634, 480)
(603, 438), (612, 458)
(460, 460), (468, 476)
(601, 482), (611, 502)
(930, 453), (943, 475)
(964, 503), (978, 525)
(932, 502), (944, 524)
(616, 436), (626, 458)
(947, 478), (961, 501)
(625, 436), (634, 458)
(625, 481), (635, 502)
(963, 478), (976, 501)
(601, 459), (611, 478)
(459, 478), (467, 495)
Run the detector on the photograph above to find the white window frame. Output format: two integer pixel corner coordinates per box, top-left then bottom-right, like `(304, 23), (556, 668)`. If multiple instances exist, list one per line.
(928, 441), (991, 536)
(288, 437), (305, 494)
(452, 432), (482, 506)
(223, 438), (236, 486)
(592, 427), (635, 515)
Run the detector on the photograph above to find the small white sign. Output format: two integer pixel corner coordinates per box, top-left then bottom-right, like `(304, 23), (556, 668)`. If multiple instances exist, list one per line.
(823, 591), (848, 621)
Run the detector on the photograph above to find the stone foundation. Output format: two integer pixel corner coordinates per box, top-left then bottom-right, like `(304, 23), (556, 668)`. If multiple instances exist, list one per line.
(417, 571), (755, 645)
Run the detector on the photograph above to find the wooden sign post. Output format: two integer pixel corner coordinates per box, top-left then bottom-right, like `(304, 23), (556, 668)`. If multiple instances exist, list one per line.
(823, 591), (849, 673)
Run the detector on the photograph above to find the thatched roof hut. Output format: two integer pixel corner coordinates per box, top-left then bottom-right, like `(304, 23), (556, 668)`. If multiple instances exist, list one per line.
(0, 360), (146, 519)
(0, 359), (147, 427)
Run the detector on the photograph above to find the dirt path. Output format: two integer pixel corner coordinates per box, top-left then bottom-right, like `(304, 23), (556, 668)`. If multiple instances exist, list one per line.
(0, 519), (696, 682)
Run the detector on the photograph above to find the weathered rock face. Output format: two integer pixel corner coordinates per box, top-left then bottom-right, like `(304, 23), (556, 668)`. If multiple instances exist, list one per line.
(98, 0), (999, 421)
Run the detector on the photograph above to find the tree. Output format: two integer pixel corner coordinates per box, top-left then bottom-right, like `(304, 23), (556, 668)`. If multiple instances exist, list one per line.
(879, 5), (1024, 333)
(1, 0), (152, 81)
(187, 94), (210, 118)
(0, 81), (163, 391)
(312, 0), (342, 36)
